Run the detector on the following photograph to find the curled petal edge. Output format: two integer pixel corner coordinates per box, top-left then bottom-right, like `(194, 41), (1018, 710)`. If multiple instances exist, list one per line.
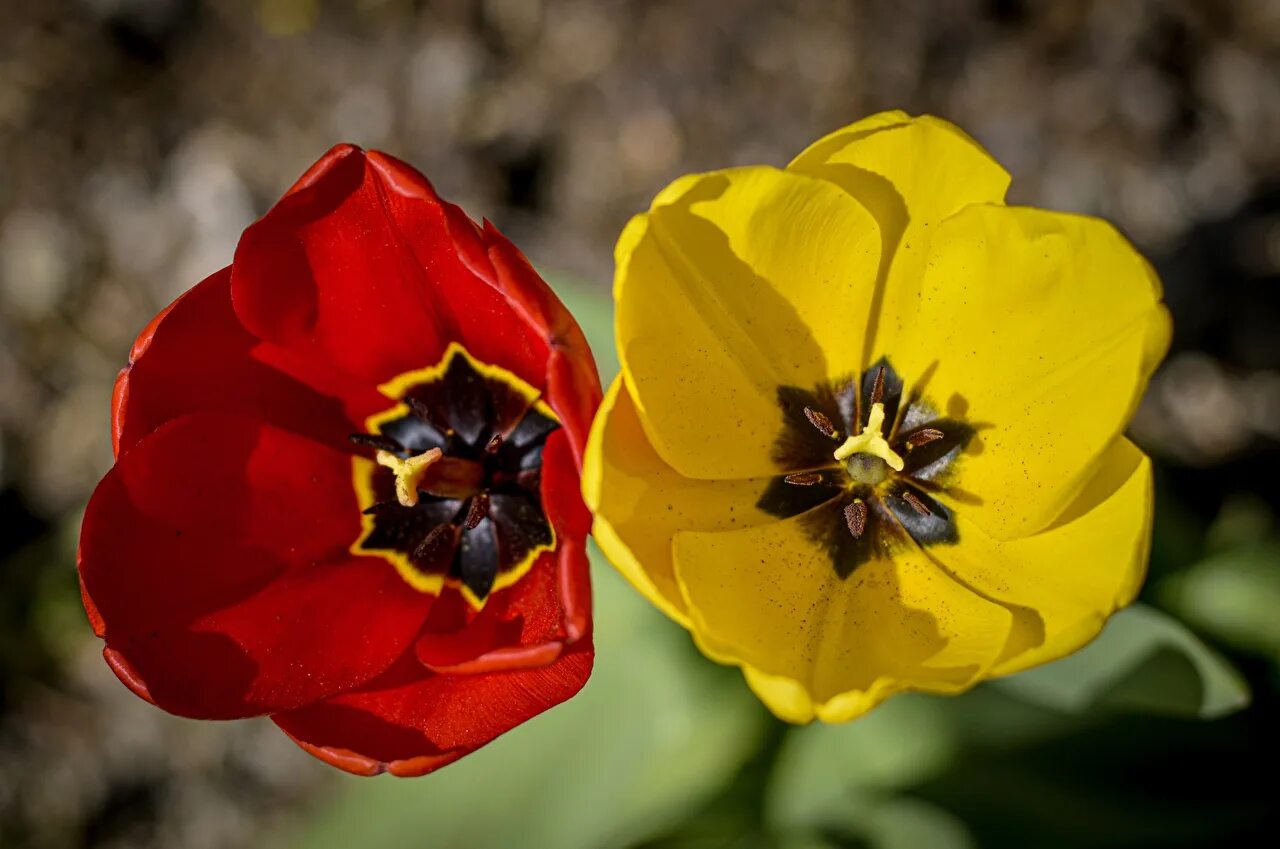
(279, 726), (467, 778)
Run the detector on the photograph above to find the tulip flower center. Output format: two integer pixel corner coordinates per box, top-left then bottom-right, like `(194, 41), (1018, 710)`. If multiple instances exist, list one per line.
(758, 359), (976, 578)
(347, 343), (557, 608)
(833, 401), (904, 484)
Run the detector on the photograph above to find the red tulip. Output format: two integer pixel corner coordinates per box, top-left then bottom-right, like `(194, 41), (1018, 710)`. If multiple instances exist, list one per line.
(78, 145), (602, 777)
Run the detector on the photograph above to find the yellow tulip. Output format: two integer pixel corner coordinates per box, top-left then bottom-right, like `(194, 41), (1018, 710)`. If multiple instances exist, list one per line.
(583, 111), (1172, 723)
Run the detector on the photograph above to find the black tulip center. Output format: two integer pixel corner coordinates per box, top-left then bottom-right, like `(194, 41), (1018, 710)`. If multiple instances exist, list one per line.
(350, 345), (558, 604)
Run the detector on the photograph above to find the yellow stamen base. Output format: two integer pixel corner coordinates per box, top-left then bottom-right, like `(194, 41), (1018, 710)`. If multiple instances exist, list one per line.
(832, 402), (904, 471)
(376, 447), (443, 507)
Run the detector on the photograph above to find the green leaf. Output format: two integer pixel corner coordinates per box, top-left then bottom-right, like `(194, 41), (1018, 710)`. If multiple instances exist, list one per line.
(769, 707), (976, 849)
(282, 552), (767, 849)
(813, 797), (976, 849)
(765, 685), (1066, 839)
(1161, 539), (1280, 661)
(766, 695), (956, 829)
(991, 604), (1250, 719)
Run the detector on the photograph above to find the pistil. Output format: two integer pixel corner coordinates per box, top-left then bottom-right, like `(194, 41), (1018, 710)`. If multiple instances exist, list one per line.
(832, 401), (904, 475)
(376, 447), (443, 507)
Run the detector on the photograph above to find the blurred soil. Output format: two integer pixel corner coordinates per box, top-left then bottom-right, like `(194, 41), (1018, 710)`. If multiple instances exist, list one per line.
(0, 2), (1277, 847)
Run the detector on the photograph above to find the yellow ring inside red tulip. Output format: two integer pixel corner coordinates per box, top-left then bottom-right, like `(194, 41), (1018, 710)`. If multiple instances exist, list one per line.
(349, 343), (558, 610)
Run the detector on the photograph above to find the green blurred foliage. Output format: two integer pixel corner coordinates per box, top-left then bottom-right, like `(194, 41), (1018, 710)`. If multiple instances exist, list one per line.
(553, 272), (621, 385)
(1162, 497), (1280, 663)
(992, 604), (1250, 719)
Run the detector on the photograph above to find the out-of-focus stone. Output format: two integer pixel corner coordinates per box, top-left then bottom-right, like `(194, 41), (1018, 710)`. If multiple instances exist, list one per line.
(0, 209), (78, 320)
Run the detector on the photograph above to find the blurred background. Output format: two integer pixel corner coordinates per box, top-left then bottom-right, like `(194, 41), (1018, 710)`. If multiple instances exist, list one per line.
(1, 1), (1279, 847)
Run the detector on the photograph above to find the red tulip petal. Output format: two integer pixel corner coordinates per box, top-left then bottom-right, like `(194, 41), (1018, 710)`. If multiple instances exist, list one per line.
(231, 146), (551, 392)
(412, 593), (509, 670)
(80, 573), (105, 638)
(552, 533), (592, 646)
(483, 223), (603, 464)
(285, 734), (464, 779)
(434, 540), (590, 674)
(231, 145), (450, 387)
(413, 550), (563, 675)
(114, 267), (386, 456)
(540, 428), (592, 642)
(363, 151), (558, 390)
(272, 643), (593, 777)
(79, 412), (433, 718)
(281, 143), (364, 198)
(541, 427), (593, 542)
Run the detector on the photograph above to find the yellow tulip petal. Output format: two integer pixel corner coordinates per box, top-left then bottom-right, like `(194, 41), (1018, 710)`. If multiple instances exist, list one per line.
(741, 663), (905, 725)
(789, 112), (1011, 241)
(582, 376), (775, 626)
(790, 114), (1012, 365)
(672, 512), (1013, 723)
(794, 110), (912, 154)
(741, 666), (817, 724)
(616, 166), (882, 479)
(878, 204), (1168, 539)
(926, 437), (1153, 676)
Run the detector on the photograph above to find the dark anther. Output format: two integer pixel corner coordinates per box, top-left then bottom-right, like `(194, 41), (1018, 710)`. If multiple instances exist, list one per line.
(803, 406), (838, 438)
(784, 472), (823, 486)
(349, 433), (403, 453)
(361, 499), (401, 515)
(869, 365), (886, 406)
(413, 523), (454, 559)
(844, 499), (868, 539)
(516, 469), (540, 491)
(464, 493), (491, 529)
(485, 433), (504, 453)
(901, 490), (932, 516)
(906, 428), (945, 448)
